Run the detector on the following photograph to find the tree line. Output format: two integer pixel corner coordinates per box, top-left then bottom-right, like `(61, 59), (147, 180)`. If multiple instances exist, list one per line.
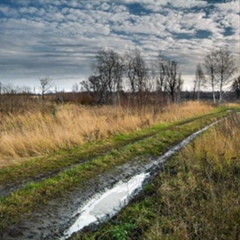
(81, 47), (239, 105)
(81, 48), (183, 105)
(1, 47), (238, 105)
(193, 48), (239, 103)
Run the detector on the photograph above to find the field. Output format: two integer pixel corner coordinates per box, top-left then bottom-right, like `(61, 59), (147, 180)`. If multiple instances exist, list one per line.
(0, 100), (213, 164)
(0, 97), (239, 239)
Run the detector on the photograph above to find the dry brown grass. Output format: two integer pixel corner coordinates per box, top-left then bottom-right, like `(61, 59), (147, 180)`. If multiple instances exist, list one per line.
(143, 113), (240, 240)
(0, 101), (214, 163)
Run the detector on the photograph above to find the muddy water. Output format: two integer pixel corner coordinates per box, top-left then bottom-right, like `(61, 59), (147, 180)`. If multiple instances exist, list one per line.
(62, 173), (148, 239)
(61, 121), (219, 239)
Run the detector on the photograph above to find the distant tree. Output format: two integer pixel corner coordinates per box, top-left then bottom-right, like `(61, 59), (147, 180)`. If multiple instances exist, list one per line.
(192, 77), (197, 100)
(133, 49), (148, 93)
(215, 48), (236, 102)
(72, 83), (79, 92)
(145, 54), (167, 107)
(124, 49), (149, 107)
(232, 75), (240, 99)
(1, 83), (14, 94)
(160, 57), (183, 103)
(155, 53), (167, 93)
(39, 77), (53, 99)
(203, 48), (236, 103)
(81, 75), (105, 103)
(124, 49), (148, 94)
(195, 63), (206, 101)
(148, 60), (162, 93)
(124, 50), (137, 93)
(112, 53), (125, 105)
(82, 49), (124, 104)
(203, 50), (218, 103)
(15, 85), (31, 94)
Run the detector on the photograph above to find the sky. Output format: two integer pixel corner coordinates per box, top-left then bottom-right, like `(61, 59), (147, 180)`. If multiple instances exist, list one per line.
(0, 0), (239, 92)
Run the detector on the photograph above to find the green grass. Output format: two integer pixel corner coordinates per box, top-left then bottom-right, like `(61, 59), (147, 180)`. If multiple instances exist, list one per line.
(0, 106), (238, 233)
(72, 112), (240, 240)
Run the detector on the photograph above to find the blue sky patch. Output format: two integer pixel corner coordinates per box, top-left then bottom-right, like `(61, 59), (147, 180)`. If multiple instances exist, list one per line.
(173, 33), (195, 40)
(195, 30), (212, 39)
(224, 26), (235, 36)
(127, 3), (152, 16)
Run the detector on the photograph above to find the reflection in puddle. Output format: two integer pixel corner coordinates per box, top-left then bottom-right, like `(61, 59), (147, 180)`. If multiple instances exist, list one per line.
(62, 173), (148, 239)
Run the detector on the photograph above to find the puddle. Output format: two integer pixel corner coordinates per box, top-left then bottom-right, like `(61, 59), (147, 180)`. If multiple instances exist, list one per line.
(61, 121), (219, 239)
(62, 173), (148, 239)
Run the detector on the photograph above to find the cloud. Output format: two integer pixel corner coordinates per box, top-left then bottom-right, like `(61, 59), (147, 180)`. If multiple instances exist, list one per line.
(0, 0), (239, 90)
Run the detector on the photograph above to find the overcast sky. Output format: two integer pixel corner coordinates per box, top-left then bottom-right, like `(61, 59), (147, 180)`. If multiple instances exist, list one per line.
(0, 0), (239, 92)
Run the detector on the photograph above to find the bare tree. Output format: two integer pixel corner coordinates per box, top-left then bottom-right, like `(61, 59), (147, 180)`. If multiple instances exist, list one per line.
(81, 75), (103, 101)
(112, 53), (125, 105)
(216, 48), (236, 102)
(15, 85), (31, 94)
(192, 77), (197, 100)
(156, 54), (167, 93)
(124, 49), (149, 107)
(124, 49), (148, 93)
(203, 48), (236, 103)
(232, 75), (240, 99)
(161, 57), (183, 103)
(148, 61), (159, 92)
(1, 83), (15, 94)
(203, 50), (218, 103)
(195, 63), (206, 101)
(39, 77), (53, 99)
(82, 49), (124, 104)
(133, 49), (148, 93)
(150, 54), (183, 103)
(124, 50), (137, 93)
(72, 83), (79, 92)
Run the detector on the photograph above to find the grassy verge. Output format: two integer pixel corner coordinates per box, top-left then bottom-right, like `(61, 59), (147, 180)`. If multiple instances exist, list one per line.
(72, 112), (240, 240)
(0, 101), (214, 161)
(0, 108), (231, 232)
(0, 108), (225, 187)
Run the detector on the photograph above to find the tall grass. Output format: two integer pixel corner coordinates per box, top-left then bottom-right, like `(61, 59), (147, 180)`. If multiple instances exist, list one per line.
(0, 101), (214, 163)
(69, 112), (240, 240)
(143, 113), (240, 240)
